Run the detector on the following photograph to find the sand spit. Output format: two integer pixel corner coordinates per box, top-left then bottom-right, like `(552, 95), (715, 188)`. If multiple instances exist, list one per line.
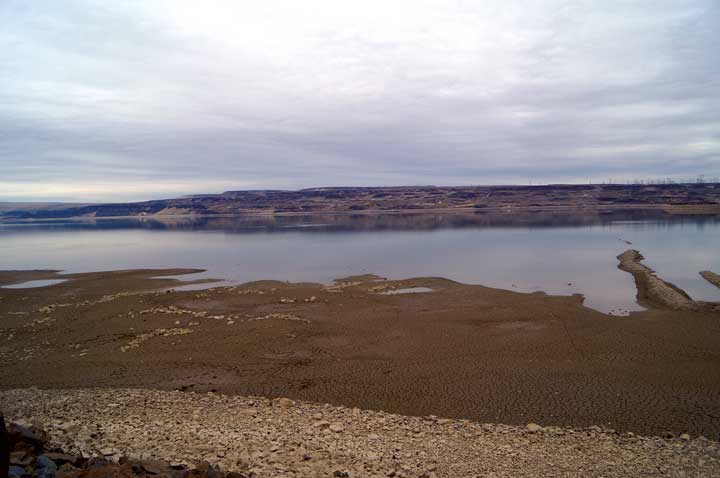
(617, 250), (698, 310)
(701, 270), (720, 289)
(2, 388), (719, 478)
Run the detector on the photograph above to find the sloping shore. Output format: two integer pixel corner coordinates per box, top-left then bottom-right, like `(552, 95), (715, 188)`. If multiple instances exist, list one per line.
(2, 388), (719, 478)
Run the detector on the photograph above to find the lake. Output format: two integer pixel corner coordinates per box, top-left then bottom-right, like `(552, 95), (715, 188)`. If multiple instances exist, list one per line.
(1, 210), (719, 315)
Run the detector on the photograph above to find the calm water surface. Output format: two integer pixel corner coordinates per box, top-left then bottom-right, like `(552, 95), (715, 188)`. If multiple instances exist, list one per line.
(1, 210), (719, 315)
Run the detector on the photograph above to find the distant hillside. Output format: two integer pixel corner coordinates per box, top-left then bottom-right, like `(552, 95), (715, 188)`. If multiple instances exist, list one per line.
(2, 184), (719, 219)
(0, 202), (93, 213)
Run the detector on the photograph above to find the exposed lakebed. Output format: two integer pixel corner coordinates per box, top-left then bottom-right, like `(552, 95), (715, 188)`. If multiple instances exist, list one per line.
(1, 210), (718, 314)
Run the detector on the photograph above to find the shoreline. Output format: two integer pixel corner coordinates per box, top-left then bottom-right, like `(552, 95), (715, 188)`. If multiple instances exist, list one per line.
(2, 260), (720, 439)
(3, 203), (720, 223)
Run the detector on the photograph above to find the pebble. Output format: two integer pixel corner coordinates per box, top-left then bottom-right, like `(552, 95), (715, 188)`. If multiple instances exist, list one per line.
(1, 388), (719, 478)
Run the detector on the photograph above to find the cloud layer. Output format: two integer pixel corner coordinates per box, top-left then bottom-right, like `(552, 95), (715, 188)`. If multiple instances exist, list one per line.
(1, 0), (719, 201)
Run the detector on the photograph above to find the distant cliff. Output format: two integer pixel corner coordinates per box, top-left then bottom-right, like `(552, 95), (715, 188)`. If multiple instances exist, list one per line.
(2, 183), (719, 219)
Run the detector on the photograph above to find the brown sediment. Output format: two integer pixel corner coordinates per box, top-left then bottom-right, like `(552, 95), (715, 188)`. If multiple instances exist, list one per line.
(700, 270), (720, 289)
(616, 250), (697, 310)
(2, 267), (720, 440)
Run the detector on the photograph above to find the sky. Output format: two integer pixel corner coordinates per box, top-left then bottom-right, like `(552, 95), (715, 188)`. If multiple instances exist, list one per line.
(1, 0), (719, 202)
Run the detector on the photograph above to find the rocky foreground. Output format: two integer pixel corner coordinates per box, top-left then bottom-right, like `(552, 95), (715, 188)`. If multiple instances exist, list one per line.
(2, 389), (719, 478)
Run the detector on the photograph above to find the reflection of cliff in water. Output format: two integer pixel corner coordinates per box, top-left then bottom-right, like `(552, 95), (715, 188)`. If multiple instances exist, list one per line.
(3, 209), (720, 234)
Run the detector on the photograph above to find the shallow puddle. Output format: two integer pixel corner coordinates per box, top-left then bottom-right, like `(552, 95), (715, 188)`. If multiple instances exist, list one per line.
(2, 279), (68, 289)
(381, 287), (434, 295)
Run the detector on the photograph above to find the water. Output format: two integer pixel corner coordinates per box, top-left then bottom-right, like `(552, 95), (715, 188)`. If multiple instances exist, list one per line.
(382, 287), (435, 295)
(1, 210), (719, 314)
(1, 279), (68, 289)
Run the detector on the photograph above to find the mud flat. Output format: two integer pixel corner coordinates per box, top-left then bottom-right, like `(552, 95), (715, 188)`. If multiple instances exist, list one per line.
(3, 388), (720, 478)
(2, 265), (720, 440)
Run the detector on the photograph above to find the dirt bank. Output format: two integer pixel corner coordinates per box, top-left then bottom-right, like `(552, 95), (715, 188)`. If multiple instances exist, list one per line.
(3, 388), (719, 478)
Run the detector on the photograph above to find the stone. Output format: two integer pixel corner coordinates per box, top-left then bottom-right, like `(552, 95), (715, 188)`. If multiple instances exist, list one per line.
(680, 433), (691, 441)
(56, 463), (80, 478)
(526, 423), (543, 433)
(37, 455), (59, 470)
(42, 453), (79, 466)
(329, 423), (344, 433)
(10, 451), (32, 467)
(273, 398), (294, 408)
(132, 459), (170, 475)
(9, 466), (26, 478)
(8, 422), (48, 448)
(37, 468), (57, 478)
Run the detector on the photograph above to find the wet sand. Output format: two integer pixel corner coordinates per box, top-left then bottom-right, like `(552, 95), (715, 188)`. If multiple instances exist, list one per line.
(1, 265), (720, 439)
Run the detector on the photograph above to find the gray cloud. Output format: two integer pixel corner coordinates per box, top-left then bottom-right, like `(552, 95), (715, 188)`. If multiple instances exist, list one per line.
(1, 0), (718, 201)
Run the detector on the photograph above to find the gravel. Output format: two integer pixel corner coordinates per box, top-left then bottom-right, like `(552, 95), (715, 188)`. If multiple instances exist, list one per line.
(2, 388), (719, 477)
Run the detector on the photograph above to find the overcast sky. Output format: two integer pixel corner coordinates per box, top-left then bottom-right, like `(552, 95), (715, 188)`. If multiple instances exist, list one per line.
(1, 0), (718, 202)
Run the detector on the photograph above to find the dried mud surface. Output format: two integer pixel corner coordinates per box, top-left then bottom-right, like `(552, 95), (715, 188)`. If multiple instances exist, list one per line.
(1, 267), (720, 440)
(3, 388), (720, 478)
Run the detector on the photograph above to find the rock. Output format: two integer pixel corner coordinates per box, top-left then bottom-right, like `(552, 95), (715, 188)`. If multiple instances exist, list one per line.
(273, 398), (294, 408)
(56, 463), (80, 478)
(8, 466), (26, 478)
(329, 423), (344, 433)
(129, 458), (170, 475)
(56, 422), (79, 434)
(333, 470), (350, 477)
(42, 453), (79, 466)
(526, 423), (543, 433)
(680, 433), (691, 441)
(35, 455), (57, 478)
(8, 421), (48, 449)
(37, 455), (59, 470)
(37, 466), (58, 478)
(10, 451), (32, 466)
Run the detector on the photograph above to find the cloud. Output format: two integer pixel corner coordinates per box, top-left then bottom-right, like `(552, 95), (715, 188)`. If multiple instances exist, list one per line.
(1, 0), (718, 201)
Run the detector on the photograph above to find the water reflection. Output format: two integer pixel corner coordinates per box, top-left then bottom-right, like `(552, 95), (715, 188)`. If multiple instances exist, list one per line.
(1, 210), (718, 314)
